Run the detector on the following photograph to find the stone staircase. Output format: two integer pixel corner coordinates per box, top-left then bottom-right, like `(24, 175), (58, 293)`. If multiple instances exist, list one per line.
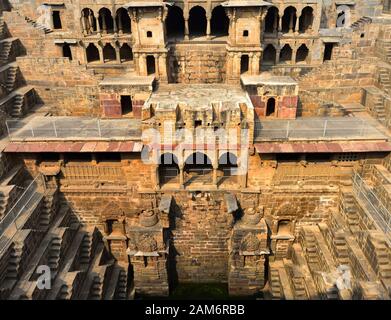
(11, 93), (24, 117)
(24, 16), (52, 34)
(114, 268), (128, 299)
(47, 236), (62, 272)
(351, 16), (372, 31)
(0, 190), (9, 220)
(340, 191), (360, 232)
(0, 39), (12, 65)
(373, 95), (386, 123)
(0, 16), (5, 40)
(269, 268), (282, 299)
(5, 63), (18, 92)
(379, 68), (391, 93)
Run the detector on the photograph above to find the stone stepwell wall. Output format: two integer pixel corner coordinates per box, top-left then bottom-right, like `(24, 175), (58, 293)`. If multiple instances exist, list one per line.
(17, 57), (102, 116)
(168, 44), (227, 84)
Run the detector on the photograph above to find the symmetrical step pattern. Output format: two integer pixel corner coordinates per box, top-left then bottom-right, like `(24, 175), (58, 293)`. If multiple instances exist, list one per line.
(24, 17), (52, 34)
(0, 40), (12, 65)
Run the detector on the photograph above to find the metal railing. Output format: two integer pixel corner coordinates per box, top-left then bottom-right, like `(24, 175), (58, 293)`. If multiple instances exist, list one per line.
(255, 118), (384, 140)
(6, 117), (142, 140)
(352, 171), (391, 235)
(0, 175), (45, 254)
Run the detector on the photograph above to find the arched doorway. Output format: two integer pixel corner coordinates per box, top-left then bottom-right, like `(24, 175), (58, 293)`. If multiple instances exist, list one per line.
(296, 44), (309, 63)
(120, 43), (133, 62)
(62, 43), (72, 60)
(103, 43), (116, 62)
(116, 8), (131, 33)
(266, 98), (276, 117)
(211, 5), (229, 36)
(279, 44), (292, 64)
(159, 153), (179, 186)
(81, 8), (96, 34)
(189, 6), (207, 38)
(282, 6), (297, 33)
(184, 152), (213, 185)
(299, 7), (314, 33)
(218, 152), (238, 186)
(166, 5), (185, 40)
(147, 55), (156, 75)
(98, 8), (114, 33)
(262, 44), (276, 70)
(264, 7), (279, 34)
(240, 54), (249, 74)
(86, 43), (100, 63)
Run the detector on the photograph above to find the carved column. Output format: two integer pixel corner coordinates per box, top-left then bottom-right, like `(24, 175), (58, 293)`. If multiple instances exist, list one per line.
(273, 12), (278, 34)
(289, 11), (294, 33)
(206, 15), (211, 39)
(118, 14), (123, 33)
(295, 13), (301, 34)
(98, 44), (104, 63)
(154, 54), (160, 79)
(115, 44), (121, 63)
(101, 12), (107, 33)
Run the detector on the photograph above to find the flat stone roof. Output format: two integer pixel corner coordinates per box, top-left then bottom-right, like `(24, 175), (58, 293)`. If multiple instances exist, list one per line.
(99, 76), (154, 87)
(146, 84), (252, 111)
(6, 117), (142, 142)
(123, 1), (168, 7)
(222, 0), (272, 7)
(254, 117), (389, 142)
(254, 142), (391, 154)
(241, 74), (297, 86)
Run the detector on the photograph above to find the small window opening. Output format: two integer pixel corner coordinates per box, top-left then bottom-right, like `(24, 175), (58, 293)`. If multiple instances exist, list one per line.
(121, 95), (133, 115)
(52, 10), (62, 29)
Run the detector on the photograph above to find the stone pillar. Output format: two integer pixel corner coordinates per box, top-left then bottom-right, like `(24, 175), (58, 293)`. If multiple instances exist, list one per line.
(184, 17), (189, 40)
(276, 48), (281, 64)
(252, 53), (260, 75)
(278, 16), (282, 32)
(159, 53), (168, 83)
(81, 16), (87, 35)
(179, 165), (184, 188)
(115, 45), (121, 63)
(154, 54), (160, 79)
(140, 53), (147, 75)
(295, 13), (300, 34)
(292, 47), (297, 64)
(289, 11), (294, 33)
(88, 11), (95, 33)
(96, 14), (101, 34)
(113, 14), (118, 33)
(153, 165), (160, 189)
(273, 13), (278, 34)
(206, 16), (211, 39)
(101, 12), (107, 33)
(98, 45), (104, 63)
(118, 15), (123, 33)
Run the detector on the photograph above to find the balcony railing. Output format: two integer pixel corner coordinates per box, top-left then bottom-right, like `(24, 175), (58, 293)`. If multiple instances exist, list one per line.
(255, 118), (385, 141)
(352, 171), (391, 235)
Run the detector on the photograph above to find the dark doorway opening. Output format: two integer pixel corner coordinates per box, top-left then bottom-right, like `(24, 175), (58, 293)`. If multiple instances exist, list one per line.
(282, 7), (297, 33)
(86, 43), (100, 63)
(323, 43), (335, 61)
(266, 98), (276, 117)
(264, 7), (279, 34)
(296, 44), (309, 63)
(52, 10), (62, 29)
(240, 55), (249, 74)
(103, 44), (116, 62)
(166, 5), (185, 39)
(62, 43), (72, 60)
(147, 55), (156, 75)
(116, 8), (131, 33)
(189, 6), (207, 38)
(121, 95), (132, 115)
(280, 45), (292, 63)
(211, 5), (229, 36)
(120, 43), (133, 62)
